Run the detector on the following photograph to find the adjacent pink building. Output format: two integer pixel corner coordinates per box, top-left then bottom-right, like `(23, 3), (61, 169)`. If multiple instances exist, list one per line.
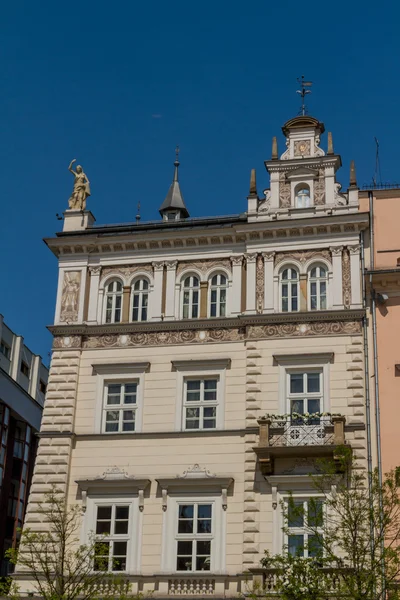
(361, 189), (400, 476)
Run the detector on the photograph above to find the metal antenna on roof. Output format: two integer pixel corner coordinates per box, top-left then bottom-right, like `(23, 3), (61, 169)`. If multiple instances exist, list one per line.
(136, 200), (141, 224)
(174, 145), (180, 182)
(372, 137), (382, 187)
(296, 76), (312, 116)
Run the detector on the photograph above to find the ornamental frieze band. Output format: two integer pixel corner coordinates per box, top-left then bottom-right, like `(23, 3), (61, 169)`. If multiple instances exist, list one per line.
(52, 319), (362, 350)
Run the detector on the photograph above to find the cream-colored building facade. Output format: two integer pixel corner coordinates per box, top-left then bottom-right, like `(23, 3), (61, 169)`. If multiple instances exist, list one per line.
(17, 115), (369, 596)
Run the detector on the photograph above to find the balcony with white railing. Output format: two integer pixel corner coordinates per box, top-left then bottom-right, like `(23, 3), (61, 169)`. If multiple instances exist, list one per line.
(253, 414), (348, 476)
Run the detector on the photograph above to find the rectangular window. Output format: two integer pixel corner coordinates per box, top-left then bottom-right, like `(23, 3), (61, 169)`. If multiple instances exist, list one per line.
(183, 378), (218, 430)
(287, 371), (322, 419)
(176, 503), (213, 571)
(20, 361), (30, 377)
(39, 380), (47, 395)
(286, 498), (324, 558)
(103, 382), (138, 433)
(94, 504), (130, 571)
(0, 341), (11, 360)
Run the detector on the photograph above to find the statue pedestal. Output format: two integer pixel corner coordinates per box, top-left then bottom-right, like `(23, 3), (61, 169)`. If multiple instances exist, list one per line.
(63, 210), (96, 232)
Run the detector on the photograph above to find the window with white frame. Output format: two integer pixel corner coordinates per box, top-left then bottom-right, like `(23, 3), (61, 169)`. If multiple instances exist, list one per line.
(183, 377), (218, 430)
(182, 275), (200, 319)
(286, 497), (324, 557)
(94, 503), (131, 571)
(103, 381), (138, 433)
(175, 502), (213, 571)
(209, 274), (227, 317)
(287, 371), (323, 419)
(295, 184), (311, 208)
(309, 265), (327, 310)
(281, 267), (299, 312)
(131, 278), (149, 322)
(104, 279), (123, 323)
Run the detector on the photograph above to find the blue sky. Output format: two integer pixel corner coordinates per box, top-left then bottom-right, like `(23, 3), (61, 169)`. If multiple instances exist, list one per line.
(1, 0), (399, 364)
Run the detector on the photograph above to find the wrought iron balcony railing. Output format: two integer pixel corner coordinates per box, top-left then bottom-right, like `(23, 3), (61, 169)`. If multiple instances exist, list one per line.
(253, 415), (347, 476)
(269, 417), (335, 447)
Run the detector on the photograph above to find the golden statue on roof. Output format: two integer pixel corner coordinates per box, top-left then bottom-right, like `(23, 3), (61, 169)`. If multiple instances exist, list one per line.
(68, 159), (91, 211)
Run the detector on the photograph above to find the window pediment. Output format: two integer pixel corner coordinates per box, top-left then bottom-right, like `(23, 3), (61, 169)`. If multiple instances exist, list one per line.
(156, 464), (234, 511)
(286, 167), (319, 180)
(76, 467), (150, 510)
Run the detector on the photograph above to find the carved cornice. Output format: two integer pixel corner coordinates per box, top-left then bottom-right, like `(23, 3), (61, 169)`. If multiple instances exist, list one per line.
(50, 310), (365, 349)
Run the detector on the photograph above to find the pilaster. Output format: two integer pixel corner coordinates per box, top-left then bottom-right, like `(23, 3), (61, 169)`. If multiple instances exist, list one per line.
(230, 256), (243, 315)
(245, 254), (257, 314)
(152, 262), (164, 320)
(164, 261), (178, 320)
(87, 266), (102, 324)
(348, 244), (362, 308)
(10, 335), (23, 380)
(200, 282), (208, 318)
(330, 246), (344, 309)
(263, 252), (275, 314)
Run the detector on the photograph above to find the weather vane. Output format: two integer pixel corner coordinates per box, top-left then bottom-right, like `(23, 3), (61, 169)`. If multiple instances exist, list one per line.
(296, 76), (312, 116)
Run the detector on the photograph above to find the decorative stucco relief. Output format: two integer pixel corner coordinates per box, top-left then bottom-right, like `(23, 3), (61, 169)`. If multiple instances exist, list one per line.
(256, 254), (264, 314)
(294, 140), (311, 157)
(176, 258), (232, 278)
(342, 249), (351, 308)
(314, 168), (326, 205)
(275, 249), (331, 268)
(53, 335), (82, 349)
(248, 320), (361, 339)
(80, 327), (246, 349)
(279, 172), (291, 208)
(59, 272), (81, 323)
(101, 264), (153, 282)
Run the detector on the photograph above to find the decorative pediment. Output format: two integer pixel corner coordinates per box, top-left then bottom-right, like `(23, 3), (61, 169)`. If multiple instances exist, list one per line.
(286, 167), (319, 180)
(75, 467), (150, 511)
(156, 464), (234, 511)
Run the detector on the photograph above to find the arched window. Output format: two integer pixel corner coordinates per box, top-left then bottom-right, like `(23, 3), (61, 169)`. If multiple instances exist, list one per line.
(182, 275), (200, 319)
(131, 278), (149, 322)
(281, 268), (299, 312)
(105, 280), (123, 323)
(309, 266), (327, 310)
(295, 184), (311, 208)
(209, 273), (227, 317)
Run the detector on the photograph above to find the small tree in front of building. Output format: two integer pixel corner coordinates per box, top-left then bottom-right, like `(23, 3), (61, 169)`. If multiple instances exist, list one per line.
(1, 486), (132, 600)
(255, 454), (400, 600)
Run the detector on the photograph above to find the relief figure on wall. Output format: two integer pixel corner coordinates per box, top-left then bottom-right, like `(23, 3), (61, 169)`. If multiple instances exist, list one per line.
(60, 271), (81, 322)
(68, 159), (91, 210)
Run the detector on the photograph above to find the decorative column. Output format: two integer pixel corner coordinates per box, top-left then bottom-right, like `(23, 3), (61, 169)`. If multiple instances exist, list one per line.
(164, 261), (178, 320)
(230, 256), (243, 315)
(200, 282), (208, 318)
(330, 246), (344, 309)
(87, 266), (102, 324)
(122, 286), (131, 322)
(348, 244), (362, 308)
(245, 253), (257, 314)
(299, 274), (308, 311)
(256, 255), (264, 314)
(263, 252), (275, 313)
(152, 262), (165, 320)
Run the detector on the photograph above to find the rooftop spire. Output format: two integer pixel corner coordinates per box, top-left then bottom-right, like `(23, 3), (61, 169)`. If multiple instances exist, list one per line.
(296, 75), (312, 116)
(248, 169), (258, 197)
(159, 147), (190, 219)
(349, 160), (357, 188)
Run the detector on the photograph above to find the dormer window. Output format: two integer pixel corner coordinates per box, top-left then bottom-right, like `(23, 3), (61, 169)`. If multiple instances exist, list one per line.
(165, 211), (179, 221)
(295, 184), (311, 208)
